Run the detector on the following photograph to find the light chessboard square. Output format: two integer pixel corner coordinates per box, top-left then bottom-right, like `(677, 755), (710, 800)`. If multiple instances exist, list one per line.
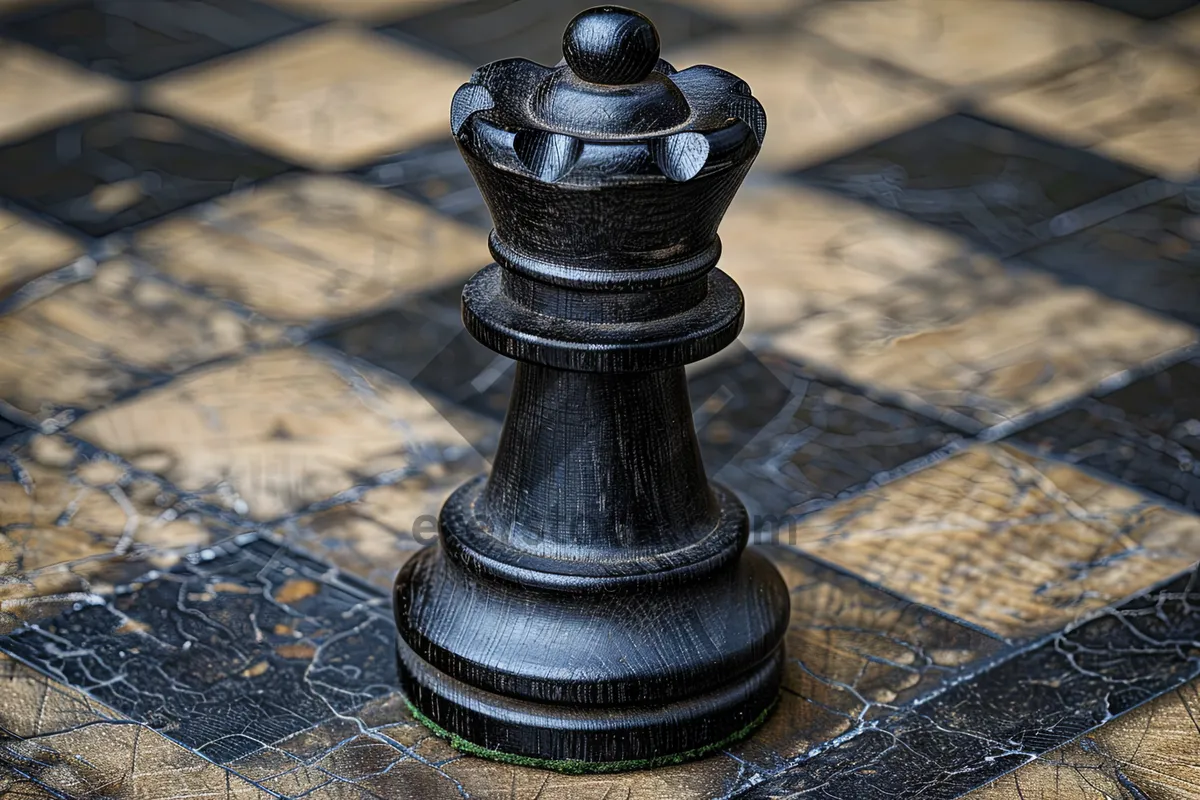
(145, 25), (469, 171)
(0, 42), (126, 147)
(261, 0), (454, 20)
(0, 208), (82, 302)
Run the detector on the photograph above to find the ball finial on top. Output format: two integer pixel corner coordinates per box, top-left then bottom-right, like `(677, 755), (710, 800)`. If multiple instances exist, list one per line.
(563, 6), (660, 86)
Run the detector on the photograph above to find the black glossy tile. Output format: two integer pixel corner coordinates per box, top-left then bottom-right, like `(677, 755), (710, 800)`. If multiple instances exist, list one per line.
(791, 113), (1153, 255)
(0, 535), (397, 764)
(1016, 359), (1200, 512)
(1018, 190), (1200, 326)
(357, 138), (491, 230)
(0, 110), (291, 237)
(379, 0), (729, 68)
(1081, 0), (1200, 19)
(689, 350), (961, 525)
(0, 0), (315, 81)
(744, 564), (1200, 799)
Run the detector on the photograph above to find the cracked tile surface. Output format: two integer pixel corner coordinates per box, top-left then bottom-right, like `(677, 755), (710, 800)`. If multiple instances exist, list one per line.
(0, 257), (280, 424)
(133, 174), (488, 324)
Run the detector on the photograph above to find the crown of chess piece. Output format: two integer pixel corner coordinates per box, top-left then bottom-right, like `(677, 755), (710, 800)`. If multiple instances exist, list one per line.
(393, 5), (789, 770)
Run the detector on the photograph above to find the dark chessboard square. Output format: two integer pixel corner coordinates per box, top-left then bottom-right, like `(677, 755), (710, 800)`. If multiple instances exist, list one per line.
(358, 137), (491, 230)
(0, 0), (315, 81)
(1019, 190), (1200, 327)
(0, 416), (21, 441)
(1015, 360), (1200, 512)
(1080, 0), (1199, 19)
(791, 114), (1152, 255)
(689, 349), (961, 524)
(379, 0), (729, 69)
(0, 110), (291, 237)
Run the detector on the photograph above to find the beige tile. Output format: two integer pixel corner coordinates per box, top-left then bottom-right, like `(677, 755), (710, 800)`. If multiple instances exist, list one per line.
(984, 44), (1200, 179)
(274, 455), (481, 591)
(805, 0), (1131, 88)
(0, 435), (221, 634)
(669, 33), (947, 170)
(134, 174), (486, 323)
(0, 208), (83, 303)
(0, 42), (126, 146)
(968, 678), (1200, 799)
(263, 0), (450, 20)
(145, 26), (468, 170)
(0, 258), (275, 421)
(0, 655), (270, 799)
(684, 0), (817, 20)
(74, 348), (476, 520)
(768, 254), (1197, 429)
(792, 444), (1200, 640)
(1172, 7), (1200, 50)
(718, 182), (967, 334)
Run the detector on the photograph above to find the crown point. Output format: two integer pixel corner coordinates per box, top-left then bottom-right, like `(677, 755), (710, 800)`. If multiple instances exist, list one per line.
(563, 6), (660, 86)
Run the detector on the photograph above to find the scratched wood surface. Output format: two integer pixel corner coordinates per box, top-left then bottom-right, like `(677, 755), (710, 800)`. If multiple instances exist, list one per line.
(0, 0), (1198, 797)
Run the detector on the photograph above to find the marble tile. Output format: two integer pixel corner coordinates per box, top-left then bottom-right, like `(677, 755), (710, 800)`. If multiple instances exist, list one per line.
(263, 0), (449, 21)
(690, 349), (960, 523)
(0, 433), (233, 635)
(715, 181), (972, 335)
(134, 174), (487, 325)
(356, 136), (490, 230)
(272, 454), (483, 592)
(146, 26), (469, 171)
(380, 0), (729, 67)
(791, 443), (1200, 640)
(1092, 92), (1200, 180)
(72, 348), (476, 520)
(804, 0), (1132, 88)
(680, 0), (817, 21)
(0, 41), (126, 146)
(1084, 0), (1200, 19)
(769, 253), (1197, 430)
(0, 110), (291, 237)
(1018, 191), (1200, 325)
(1017, 359), (1200, 513)
(968, 677), (1200, 799)
(745, 564), (1200, 797)
(0, 0), (314, 81)
(1174, 6), (1200, 48)
(0, 258), (276, 423)
(667, 33), (948, 171)
(0, 207), (83, 304)
(0, 655), (270, 799)
(792, 113), (1153, 255)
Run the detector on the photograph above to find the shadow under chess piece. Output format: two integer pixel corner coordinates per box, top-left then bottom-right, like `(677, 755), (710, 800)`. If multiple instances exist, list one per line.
(393, 5), (789, 771)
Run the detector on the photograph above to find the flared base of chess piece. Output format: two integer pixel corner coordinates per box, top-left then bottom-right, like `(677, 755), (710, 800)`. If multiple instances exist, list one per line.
(393, 480), (790, 770)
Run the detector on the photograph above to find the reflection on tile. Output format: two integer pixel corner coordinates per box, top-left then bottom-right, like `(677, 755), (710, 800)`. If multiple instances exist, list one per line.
(0, 258), (275, 422)
(146, 26), (468, 171)
(793, 444), (1200, 640)
(1019, 192), (1200, 325)
(0, 110), (291, 237)
(715, 182), (970, 335)
(805, 0), (1130, 87)
(0, 207), (83, 303)
(73, 348), (476, 520)
(0, 536), (398, 765)
(0, 434), (231, 635)
(0, 655), (270, 799)
(968, 677), (1200, 799)
(744, 564), (1200, 798)
(135, 174), (487, 324)
(1017, 360), (1200, 512)
(691, 350), (960, 523)
(382, 0), (728, 67)
(273, 454), (482, 592)
(793, 114), (1152, 255)
(357, 137), (490, 230)
(769, 254), (1197, 429)
(668, 33), (947, 171)
(0, 0), (313, 81)
(0, 42), (125, 146)
(1083, 0), (1199, 20)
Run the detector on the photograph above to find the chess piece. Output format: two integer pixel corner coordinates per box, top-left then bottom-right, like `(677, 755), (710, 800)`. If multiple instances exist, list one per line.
(394, 6), (789, 769)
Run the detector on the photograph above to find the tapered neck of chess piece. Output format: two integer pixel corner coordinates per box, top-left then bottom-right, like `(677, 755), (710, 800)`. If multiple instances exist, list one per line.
(394, 6), (788, 770)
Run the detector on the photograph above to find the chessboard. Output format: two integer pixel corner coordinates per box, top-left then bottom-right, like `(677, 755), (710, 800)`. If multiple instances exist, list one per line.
(1, 0), (1199, 797)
